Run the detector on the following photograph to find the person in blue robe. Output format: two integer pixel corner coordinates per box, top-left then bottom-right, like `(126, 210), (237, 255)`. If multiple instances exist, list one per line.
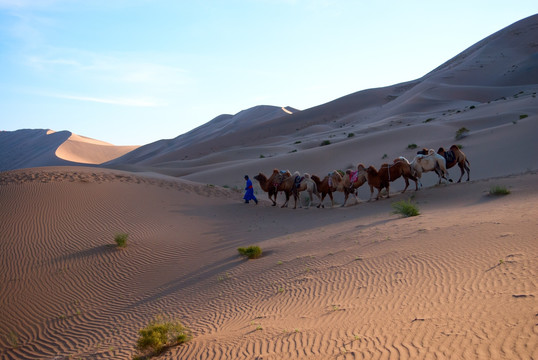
(243, 175), (258, 204)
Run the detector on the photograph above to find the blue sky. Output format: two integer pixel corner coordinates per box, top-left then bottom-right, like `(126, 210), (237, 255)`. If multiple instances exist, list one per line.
(1, 1), (536, 145)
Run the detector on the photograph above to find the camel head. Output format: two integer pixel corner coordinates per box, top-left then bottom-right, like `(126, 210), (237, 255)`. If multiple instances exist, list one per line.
(254, 173), (266, 182)
(417, 148), (429, 155)
(366, 165), (378, 175)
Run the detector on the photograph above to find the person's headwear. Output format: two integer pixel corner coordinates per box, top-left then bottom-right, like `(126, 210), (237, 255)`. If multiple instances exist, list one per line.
(244, 175), (249, 180)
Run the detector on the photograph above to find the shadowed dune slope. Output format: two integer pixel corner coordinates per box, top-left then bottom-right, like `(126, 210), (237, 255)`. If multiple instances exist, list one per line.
(104, 14), (538, 187)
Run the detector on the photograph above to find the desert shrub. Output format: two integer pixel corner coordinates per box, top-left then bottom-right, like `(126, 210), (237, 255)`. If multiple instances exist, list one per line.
(294, 140), (302, 144)
(6, 331), (18, 348)
(455, 127), (469, 140)
(489, 186), (510, 196)
(320, 140), (331, 146)
(470, 105), (476, 109)
(347, 132), (355, 138)
(237, 245), (262, 259)
(135, 319), (191, 358)
(519, 114), (528, 119)
(423, 118), (435, 123)
(391, 199), (420, 217)
(259, 154), (265, 158)
(382, 154), (388, 159)
(114, 233), (128, 248)
(407, 143), (418, 149)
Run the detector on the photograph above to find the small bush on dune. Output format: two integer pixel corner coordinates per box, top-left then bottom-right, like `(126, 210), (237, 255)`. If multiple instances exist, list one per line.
(407, 143), (418, 149)
(320, 140), (331, 146)
(391, 199), (420, 217)
(135, 319), (191, 359)
(455, 127), (469, 140)
(489, 186), (510, 196)
(238, 246), (262, 259)
(114, 233), (128, 248)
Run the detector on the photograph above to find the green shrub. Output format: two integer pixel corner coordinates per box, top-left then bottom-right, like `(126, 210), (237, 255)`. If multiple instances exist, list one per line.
(423, 118), (435, 123)
(391, 199), (420, 217)
(455, 127), (469, 140)
(407, 143), (418, 149)
(347, 132), (355, 138)
(320, 140), (331, 146)
(489, 186), (510, 196)
(135, 319), (191, 358)
(114, 233), (128, 248)
(237, 245), (262, 259)
(519, 114), (528, 119)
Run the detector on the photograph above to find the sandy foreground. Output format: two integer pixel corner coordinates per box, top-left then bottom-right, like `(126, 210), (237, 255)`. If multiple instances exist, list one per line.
(0, 166), (536, 360)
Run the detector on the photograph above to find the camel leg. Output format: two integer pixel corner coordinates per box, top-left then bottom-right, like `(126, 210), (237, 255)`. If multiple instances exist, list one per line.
(457, 162), (465, 183)
(342, 190), (350, 207)
(402, 177), (409, 193)
(281, 192), (290, 208)
(328, 192), (334, 207)
(465, 163), (471, 181)
(269, 191), (276, 206)
(376, 188), (382, 200)
(386, 184), (390, 198)
(318, 192), (327, 208)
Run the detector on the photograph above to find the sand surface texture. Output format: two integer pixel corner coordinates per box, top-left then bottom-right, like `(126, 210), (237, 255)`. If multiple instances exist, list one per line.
(1, 14), (538, 360)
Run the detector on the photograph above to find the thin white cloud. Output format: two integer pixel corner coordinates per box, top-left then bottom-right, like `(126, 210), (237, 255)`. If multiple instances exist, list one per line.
(48, 93), (164, 107)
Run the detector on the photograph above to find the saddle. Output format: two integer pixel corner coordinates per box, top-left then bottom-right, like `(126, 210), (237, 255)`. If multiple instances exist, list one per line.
(349, 170), (359, 183)
(444, 150), (456, 164)
(294, 175), (304, 188)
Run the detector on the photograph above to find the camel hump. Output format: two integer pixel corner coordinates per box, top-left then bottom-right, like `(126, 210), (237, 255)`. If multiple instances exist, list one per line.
(428, 149), (435, 155)
(304, 173), (311, 179)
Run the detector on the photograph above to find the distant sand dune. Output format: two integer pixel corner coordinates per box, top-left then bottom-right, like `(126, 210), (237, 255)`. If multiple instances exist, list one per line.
(55, 133), (139, 165)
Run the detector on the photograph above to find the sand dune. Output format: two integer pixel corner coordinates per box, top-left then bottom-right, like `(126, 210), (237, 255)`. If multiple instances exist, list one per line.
(0, 130), (138, 172)
(55, 133), (139, 165)
(1, 14), (538, 360)
(0, 167), (536, 359)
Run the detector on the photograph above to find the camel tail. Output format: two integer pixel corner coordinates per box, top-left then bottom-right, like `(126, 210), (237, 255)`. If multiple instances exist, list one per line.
(465, 158), (470, 165)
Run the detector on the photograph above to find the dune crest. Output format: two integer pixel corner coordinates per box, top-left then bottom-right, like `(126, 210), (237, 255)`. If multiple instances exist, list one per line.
(55, 133), (139, 164)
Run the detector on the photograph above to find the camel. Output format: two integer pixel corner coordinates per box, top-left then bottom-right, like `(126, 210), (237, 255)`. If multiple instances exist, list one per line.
(437, 145), (470, 182)
(253, 169), (291, 206)
(293, 173), (321, 208)
(276, 171), (306, 209)
(365, 159), (419, 201)
(393, 157), (420, 192)
(410, 149), (451, 186)
(311, 170), (346, 208)
(342, 164), (368, 206)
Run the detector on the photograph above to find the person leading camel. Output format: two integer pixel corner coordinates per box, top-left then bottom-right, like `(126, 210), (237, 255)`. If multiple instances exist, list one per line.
(243, 175), (258, 205)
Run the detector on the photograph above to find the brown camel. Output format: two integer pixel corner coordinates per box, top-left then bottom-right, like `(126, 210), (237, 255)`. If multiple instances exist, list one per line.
(253, 169), (291, 206)
(311, 170), (346, 208)
(366, 160), (418, 201)
(276, 171), (305, 209)
(437, 145), (470, 182)
(342, 164), (368, 206)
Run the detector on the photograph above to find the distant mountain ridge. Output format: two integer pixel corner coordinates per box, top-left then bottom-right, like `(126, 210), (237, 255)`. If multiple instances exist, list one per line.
(2, 14), (537, 174)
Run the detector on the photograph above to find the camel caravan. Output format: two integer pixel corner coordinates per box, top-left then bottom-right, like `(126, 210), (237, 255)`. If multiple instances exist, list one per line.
(253, 145), (470, 208)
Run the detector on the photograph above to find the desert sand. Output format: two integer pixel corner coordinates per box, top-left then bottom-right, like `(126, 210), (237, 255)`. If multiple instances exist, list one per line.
(1, 14), (538, 360)
(0, 167), (536, 359)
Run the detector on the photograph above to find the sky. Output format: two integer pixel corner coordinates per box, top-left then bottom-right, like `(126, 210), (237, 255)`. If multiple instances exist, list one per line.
(1, 1), (537, 145)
